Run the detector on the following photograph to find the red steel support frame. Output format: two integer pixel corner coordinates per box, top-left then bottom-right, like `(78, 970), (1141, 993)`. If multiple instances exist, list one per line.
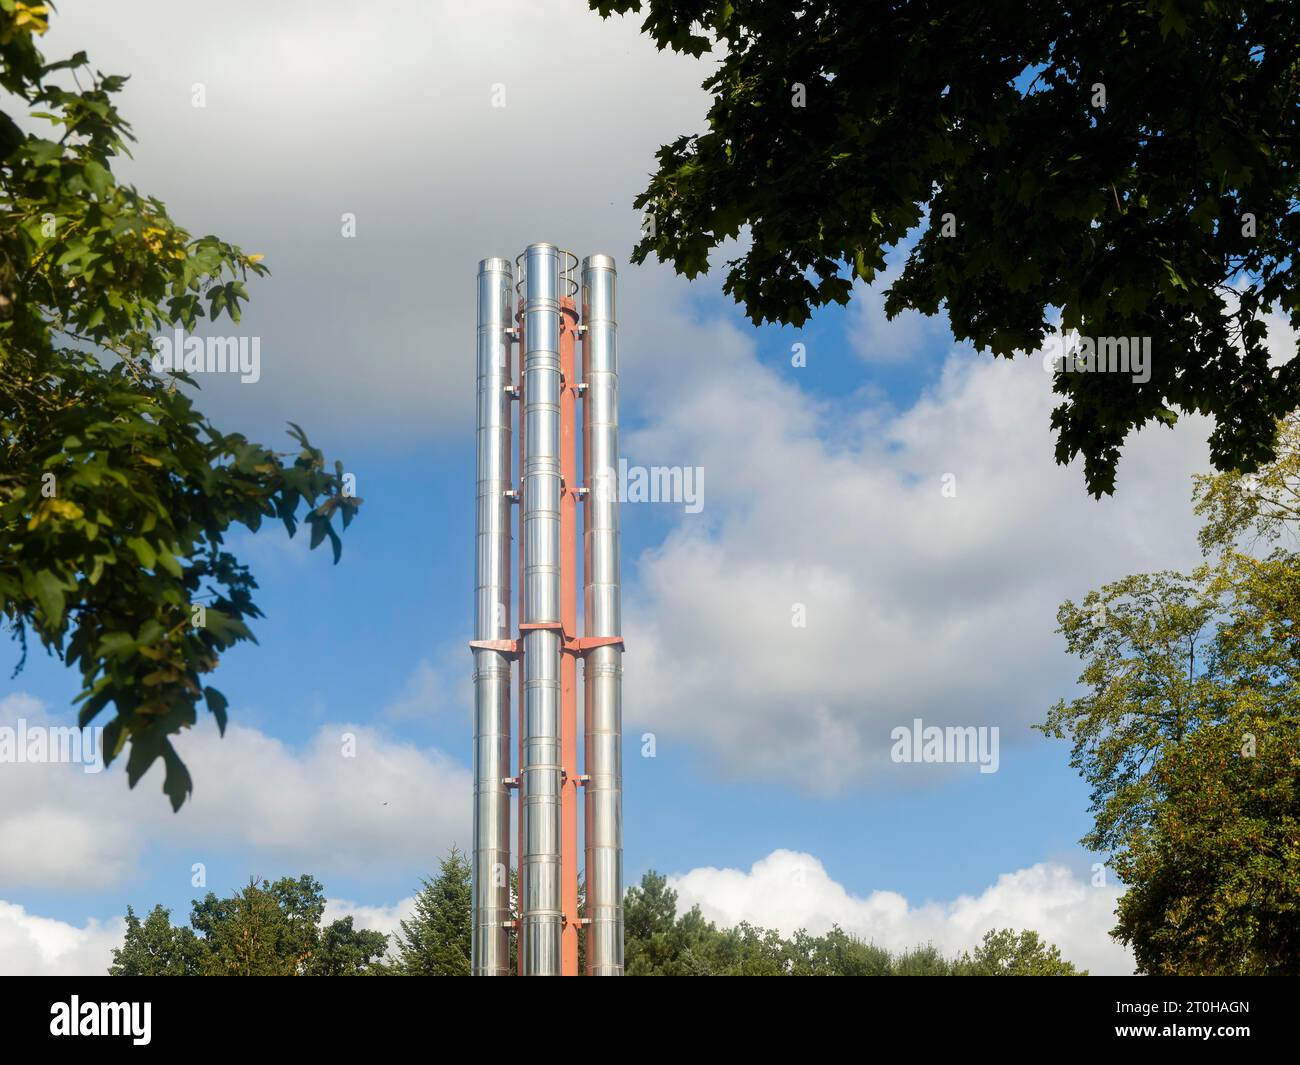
(515, 308), (526, 978)
(512, 293), (581, 976)
(558, 295), (581, 977)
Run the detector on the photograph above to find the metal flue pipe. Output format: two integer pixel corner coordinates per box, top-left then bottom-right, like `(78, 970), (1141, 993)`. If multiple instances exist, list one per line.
(471, 257), (514, 976)
(581, 254), (625, 975)
(520, 243), (564, 975)
(471, 246), (624, 977)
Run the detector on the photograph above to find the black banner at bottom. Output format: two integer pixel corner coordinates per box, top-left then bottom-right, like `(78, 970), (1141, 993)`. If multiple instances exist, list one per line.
(0, 974), (1286, 1051)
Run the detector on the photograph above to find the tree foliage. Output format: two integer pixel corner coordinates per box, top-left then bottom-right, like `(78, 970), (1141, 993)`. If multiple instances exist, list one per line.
(951, 928), (1084, 976)
(1041, 417), (1300, 974)
(594, 0), (1300, 494)
(0, 3), (359, 808)
(306, 915), (391, 977)
(621, 871), (1083, 975)
(392, 846), (473, 976)
(110, 875), (389, 976)
(107, 903), (205, 976)
(110, 861), (1084, 976)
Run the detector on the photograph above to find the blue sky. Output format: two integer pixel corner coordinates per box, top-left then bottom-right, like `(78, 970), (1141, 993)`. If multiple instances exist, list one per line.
(10, 0), (1291, 975)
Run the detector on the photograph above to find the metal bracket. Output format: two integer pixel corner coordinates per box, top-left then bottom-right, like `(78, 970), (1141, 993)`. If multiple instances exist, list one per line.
(563, 634), (626, 655)
(469, 638), (520, 657)
(502, 776), (519, 790)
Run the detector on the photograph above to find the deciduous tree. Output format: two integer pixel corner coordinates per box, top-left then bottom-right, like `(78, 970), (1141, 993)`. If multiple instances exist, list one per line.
(110, 875), (389, 976)
(952, 928), (1085, 976)
(594, 0), (1300, 494)
(0, 3), (359, 808)
(108, 903), (204, 976)
(1042, 417), (1300, 973)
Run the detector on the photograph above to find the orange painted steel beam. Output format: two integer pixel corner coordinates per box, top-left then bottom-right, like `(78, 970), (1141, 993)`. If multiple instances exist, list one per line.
(505, 283), (590, 976)
(565, 635), (625, 654)
(515, 306), (526, 977)
(558, 295), (581, 977)
(468, 638), (519, 656)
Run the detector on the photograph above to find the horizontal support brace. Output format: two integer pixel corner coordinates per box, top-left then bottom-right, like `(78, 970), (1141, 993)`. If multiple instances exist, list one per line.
(494, 626), (624, 654)
(566, 635), (625, 655)
(468, 638), (519, 657)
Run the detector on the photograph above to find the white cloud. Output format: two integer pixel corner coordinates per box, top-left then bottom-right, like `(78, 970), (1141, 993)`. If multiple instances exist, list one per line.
(43, 0), (713, 443)
(381, 650), (468, 723)
(620, 308), (1228, 790)
(0, 693), (470, 891)
(1265, 304), (1299, 367)
(323, 894), (417, 945)
(846, 266), (952, 364)
(0, 900), (123, 976)
(669, 849), (1132, 975)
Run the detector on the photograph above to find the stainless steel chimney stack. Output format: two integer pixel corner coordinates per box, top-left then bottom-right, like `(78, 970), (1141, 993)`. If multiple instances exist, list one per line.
(471, 247), (624, 976)
(520, 243), (564, 975)
(581, 255), (624, 975)
(471, 257), (514, 976)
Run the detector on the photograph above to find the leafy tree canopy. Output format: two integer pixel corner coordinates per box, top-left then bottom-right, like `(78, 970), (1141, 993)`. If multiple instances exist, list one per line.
(110, 875), (389, 976)
(595, 0), (1300, 494)
(0, 3), (358, 808)
(1041, 416), (1300, 974)
(110, 860), (1085, 976)
(951, 928), (1085, 976)
(107, 903), (205, 976)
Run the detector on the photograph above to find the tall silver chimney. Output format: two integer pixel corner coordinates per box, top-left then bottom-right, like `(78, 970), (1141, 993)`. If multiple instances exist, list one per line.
(471, 246), (624, 976)
(471, 258), (514, 976)
(519, 243), (564, 975)
(582, 255), (624, 975)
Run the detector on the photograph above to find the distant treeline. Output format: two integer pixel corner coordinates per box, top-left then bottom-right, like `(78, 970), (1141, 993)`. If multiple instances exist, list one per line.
(109, 848), (1084, 976)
